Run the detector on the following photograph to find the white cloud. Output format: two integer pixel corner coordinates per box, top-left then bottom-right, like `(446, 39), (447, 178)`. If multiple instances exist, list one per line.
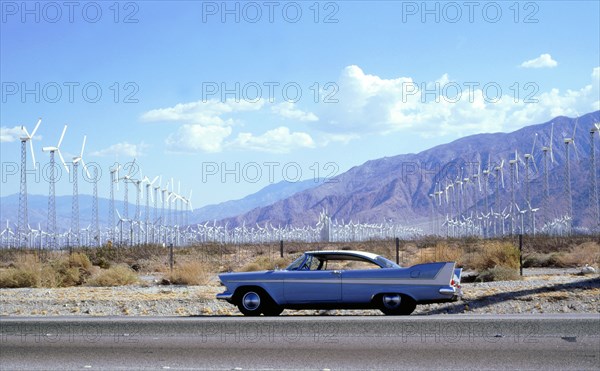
(0, 126), (23, 142)
(520, 54), (558, 69)
(271, 102), (318, 122)
(314, 65), (599, 139)
(90, 142), (148, 157)
(229, 127), (315, 153)
(140, 99), (264, 126)
(165, 125), (232, 153)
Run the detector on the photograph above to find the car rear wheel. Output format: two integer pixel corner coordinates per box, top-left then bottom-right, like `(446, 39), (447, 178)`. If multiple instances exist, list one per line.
(378, 293), (416, 315)
(237, 290), (264, 316)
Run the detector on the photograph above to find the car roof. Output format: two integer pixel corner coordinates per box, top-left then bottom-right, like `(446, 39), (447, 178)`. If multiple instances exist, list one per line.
(304, 250), (382, 261)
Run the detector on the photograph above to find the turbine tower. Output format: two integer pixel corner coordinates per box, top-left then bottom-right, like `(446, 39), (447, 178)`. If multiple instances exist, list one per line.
(90, 166), (100, 247)
(590, 123), (600, 229)
(541, 122), (555, 220)
(108, 165), (120, 244)
(70, 136), (89, 249)
(42, 125), (69, 250)
(494, 158), (505, 235)
(508, 150), (521, 235)
(563, 118), (579, 232)
(482, 155), (492, 236)
(17, 118), (41, 248)
(523, 133), (538, 233)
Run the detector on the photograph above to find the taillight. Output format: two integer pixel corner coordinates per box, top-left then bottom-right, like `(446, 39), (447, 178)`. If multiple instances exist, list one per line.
(450, 279), (455, 286)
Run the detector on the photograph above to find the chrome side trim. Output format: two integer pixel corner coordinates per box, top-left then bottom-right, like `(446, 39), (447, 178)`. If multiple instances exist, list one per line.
(216, 292), (233, 301)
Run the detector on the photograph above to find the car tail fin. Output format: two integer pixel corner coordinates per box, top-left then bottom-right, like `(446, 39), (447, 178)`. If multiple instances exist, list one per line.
(452, 267), (462, 288)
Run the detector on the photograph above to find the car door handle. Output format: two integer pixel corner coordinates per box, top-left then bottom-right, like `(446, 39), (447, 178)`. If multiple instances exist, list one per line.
(331, 270), (341, 275)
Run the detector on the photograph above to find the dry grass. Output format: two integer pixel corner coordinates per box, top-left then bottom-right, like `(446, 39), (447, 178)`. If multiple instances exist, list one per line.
(86, 264), (138, 286)
(554, 242), (600, 267)
(464, 241), (520, 271)
(242, 255), (290, 272)
(523, 242), (600, 268)
(0, 253), (94, 288)
(412, 242), (464, 265)
(164, 260), (211, 285)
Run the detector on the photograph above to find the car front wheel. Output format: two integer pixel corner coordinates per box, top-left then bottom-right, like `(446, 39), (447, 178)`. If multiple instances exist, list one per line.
(378, 293), (416, 315)
(237, 290), (264, 316)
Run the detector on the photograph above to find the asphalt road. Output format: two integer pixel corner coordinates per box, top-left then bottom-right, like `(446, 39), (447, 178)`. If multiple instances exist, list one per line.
(1, 315), (598, 370)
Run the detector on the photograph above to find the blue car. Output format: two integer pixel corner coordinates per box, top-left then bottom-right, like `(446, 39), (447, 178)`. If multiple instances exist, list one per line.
(217, 250), (462, 316)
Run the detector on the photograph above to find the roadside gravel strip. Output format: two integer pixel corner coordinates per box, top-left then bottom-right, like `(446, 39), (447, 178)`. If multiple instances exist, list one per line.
(1, 271), (598, 316)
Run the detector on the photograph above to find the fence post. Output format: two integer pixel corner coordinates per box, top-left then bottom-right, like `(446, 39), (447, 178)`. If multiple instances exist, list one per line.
(280, 240), (284, 258)
(169, 243), (174, 273)
(519, 234), (523, 277)
(395, 237), (400, 265)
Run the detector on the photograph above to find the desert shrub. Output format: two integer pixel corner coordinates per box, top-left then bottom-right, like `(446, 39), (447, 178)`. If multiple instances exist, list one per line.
(87, 264), (138, 286)
(0, 269), (29, 288)
(466, 241), (520, 271)
(554, 242), (600, 267)
(0, 254), (83, 288)
(477, 266), (520, 282)
(164, 260), (210, 285)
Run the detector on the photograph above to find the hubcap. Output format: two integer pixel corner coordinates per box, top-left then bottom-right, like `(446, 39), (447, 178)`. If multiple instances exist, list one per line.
(382, 294), (401, 309)
(242, 292), (260, 311)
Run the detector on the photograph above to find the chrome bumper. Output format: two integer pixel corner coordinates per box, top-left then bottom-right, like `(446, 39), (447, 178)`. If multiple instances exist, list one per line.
(216, 292), (233, 302)
(439, 286), (463, 297)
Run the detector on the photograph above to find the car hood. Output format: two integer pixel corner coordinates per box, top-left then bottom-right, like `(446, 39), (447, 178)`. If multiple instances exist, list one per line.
(218, 270), (279, 283)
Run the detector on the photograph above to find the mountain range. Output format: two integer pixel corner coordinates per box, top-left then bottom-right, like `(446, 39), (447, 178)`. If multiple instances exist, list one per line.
(221, 111), (600, 230)
(0, 178), (323, 230)
(2, 111), (599, 232)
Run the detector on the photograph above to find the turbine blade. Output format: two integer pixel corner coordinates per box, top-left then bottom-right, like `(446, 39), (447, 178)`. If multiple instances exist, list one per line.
(57, 149), (69, 174)
(31, 118), (42, 137)
(531, 133), (537, 155)
(572, 141), (580, 161)
(81, 159), (91, 179)
(21, 126), (31, 138)
(29, 140), (37, 169)
(80, 135), (87, 157)
(57, 125), (67, 148)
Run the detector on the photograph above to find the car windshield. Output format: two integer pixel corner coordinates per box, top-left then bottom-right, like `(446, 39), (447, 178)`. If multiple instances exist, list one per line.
(286, 254), (306, 270)
(376, 255), (401, 268)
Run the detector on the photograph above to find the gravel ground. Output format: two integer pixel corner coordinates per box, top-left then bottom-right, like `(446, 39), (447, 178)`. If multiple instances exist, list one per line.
(1, 269), (598, 317)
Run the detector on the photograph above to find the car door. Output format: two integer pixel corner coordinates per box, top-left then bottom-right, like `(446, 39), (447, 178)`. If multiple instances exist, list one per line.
(283, 256), (342, 303)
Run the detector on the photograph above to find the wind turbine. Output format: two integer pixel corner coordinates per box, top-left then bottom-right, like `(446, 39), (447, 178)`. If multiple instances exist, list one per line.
(471, 159), (482, 235)
(17, 118), (41, 248)
(527, 201), (540, 236)
(590, 123), (600, 230)
(482, 155), (492, 236)
(563, 116), (579, 232)
(508, 150), (522, 235)
(70, 135), (90, 249)
(494, 157), (505, 233)
(143, 175), (159, 244)
(523, 133), (538, 232)
(108, 164), (121, 243)
(42, 125), (69, 249)
(152, 176), (162, 244)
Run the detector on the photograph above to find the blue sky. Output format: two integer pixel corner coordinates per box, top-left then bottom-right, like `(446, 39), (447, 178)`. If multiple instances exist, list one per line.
(1, 0), (599, 207)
